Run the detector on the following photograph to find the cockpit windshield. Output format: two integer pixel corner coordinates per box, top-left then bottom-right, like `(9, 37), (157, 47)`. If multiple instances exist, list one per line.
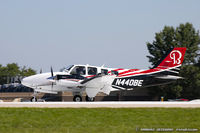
(60, 65), (74, 72)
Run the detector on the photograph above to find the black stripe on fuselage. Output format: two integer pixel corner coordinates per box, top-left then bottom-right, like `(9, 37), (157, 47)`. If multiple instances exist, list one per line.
(112, 72), (177, 89)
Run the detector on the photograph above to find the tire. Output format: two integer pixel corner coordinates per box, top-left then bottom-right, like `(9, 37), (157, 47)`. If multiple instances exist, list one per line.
(86, 95), (95, 102)
(73, 95), (82, 102)
(89, 97), (95, 102)
(31, 97), (37, 102)
(85, 95), (89, 101)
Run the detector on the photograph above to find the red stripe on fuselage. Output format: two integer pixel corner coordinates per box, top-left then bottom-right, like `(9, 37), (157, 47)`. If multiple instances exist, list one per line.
(86, 75), (95, 78)
(117, 68), (164, 77)
(108, 68), (124, 73)
(118, 69), (139, 75)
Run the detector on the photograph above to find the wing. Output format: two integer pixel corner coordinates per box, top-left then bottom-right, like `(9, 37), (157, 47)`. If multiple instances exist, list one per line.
(81, 74), (116, 98)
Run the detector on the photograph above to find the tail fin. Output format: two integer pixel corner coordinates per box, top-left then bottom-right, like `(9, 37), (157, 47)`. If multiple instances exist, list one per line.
(153, 47), (186, 80)
(155, 47), (187, 69)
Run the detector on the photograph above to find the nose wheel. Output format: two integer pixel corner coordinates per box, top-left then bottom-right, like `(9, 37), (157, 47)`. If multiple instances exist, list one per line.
(31, 91), (38, 102)
(31, 97), (37, 102)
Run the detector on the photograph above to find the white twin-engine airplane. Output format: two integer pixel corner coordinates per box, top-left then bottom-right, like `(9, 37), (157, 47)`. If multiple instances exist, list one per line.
(22, 47), (186, 102)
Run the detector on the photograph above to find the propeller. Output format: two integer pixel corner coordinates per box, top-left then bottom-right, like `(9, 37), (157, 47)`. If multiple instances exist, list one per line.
(51, 66), (54, 77)
(40, 68), (43, 74)
(50, 66), (54, 89)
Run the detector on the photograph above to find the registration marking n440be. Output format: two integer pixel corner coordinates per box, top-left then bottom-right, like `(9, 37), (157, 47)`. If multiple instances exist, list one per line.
(115, 79), (143, 86)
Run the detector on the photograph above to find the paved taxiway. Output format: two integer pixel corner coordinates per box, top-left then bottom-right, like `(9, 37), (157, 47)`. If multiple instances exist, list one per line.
(0, 102), (200, 108)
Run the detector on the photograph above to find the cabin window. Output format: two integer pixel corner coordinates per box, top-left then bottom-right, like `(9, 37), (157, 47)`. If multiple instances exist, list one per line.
(60, 65), (74, 72)
(101, 69), (108, 75)
(111, 70), (118, 76)
(88, 67), (97, 75)
(70, 66), (86, 75)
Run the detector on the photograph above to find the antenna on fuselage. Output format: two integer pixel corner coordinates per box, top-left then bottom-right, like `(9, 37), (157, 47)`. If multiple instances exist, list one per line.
(101, 64), (105, 68)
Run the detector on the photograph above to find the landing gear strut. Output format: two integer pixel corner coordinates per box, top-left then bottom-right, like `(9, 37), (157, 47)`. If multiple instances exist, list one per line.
(31, 96), (37, 102)
(31, 91), (38, 102)
(85, 95), (95, 102)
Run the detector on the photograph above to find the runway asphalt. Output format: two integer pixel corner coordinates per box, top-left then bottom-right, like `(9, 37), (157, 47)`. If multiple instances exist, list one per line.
(0, 101), (200, 108)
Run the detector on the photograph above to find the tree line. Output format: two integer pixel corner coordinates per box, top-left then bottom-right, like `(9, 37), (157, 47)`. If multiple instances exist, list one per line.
(0, 63), (36, 85)
(146, 22), (200, 99)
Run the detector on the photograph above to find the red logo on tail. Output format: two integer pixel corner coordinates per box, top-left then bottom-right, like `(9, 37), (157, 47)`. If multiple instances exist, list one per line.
(170, 50), (182, 65)
(157, 47), (186, 68)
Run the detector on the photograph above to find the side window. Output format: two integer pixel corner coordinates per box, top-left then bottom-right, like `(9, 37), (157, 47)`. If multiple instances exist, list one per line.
(111, 70), (118, 76)
(101, 69), (108, 75)
(70, 66), (86, 75)
(88, 67), (97, 75)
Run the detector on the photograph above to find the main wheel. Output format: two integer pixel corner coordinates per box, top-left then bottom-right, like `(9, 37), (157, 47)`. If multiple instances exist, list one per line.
(31, 97), (37, 102)
(85, 95), (89, 101)
(85, 95), (95, 102)
(73, 95), (82, 102)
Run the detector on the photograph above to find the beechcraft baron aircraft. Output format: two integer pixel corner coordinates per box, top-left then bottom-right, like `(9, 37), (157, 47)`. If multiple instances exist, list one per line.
(22, 47), (186, 102)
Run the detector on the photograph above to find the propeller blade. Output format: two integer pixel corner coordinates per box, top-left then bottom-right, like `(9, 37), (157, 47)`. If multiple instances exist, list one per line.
(50, 66), (54, 89)
(40, 68), (42, 74)
(51, 66), (54, 77)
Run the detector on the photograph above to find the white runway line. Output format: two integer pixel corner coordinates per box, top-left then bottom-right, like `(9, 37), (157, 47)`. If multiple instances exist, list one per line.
(0, 102), (200, 108)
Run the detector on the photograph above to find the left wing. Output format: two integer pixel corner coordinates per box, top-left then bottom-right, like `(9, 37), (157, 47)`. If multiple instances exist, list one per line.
(81, 74), (116, 98)
(47, 73), (116, 98)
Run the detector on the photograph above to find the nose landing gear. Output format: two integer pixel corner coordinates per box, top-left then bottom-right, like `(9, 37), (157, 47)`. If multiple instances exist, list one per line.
(31, 91), (38, 102)
(31, 96), (37, 102)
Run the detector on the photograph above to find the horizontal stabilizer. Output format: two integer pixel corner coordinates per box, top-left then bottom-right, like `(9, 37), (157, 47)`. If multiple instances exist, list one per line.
(155, 75), (183, 80)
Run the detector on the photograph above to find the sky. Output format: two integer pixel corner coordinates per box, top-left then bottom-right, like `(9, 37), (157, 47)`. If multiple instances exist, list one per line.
(0, 0), (200, 73)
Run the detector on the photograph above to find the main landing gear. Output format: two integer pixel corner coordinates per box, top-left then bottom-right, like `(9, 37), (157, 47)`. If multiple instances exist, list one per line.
(73, 95), (82, 102)
(72, 92), (95, 102)
(73, 92), (83, 102)
(73, 95), (95, 102)
(85, 95), (95, 102)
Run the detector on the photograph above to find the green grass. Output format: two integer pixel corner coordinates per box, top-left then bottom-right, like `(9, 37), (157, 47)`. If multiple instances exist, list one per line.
(0, 108), (199, 133)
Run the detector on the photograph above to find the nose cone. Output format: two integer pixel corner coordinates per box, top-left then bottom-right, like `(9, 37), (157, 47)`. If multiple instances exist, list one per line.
(21, 76), (35, 88)
(21, 73), (53, 88)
